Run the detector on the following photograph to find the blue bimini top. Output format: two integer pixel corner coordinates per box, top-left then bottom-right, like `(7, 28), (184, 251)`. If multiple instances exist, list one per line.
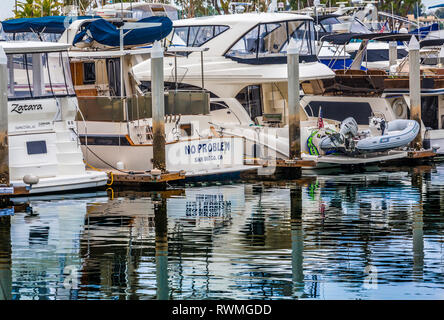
(2, 16), (97, 34)
(72, 16), (173, 47)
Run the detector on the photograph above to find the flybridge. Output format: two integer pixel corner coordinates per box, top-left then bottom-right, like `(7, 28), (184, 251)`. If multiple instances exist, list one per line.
(72, 16), (172, 47)
(1, 15), (173, 48)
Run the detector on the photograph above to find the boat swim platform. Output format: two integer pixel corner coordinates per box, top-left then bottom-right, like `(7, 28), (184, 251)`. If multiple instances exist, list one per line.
(314, 150), (410, 165)
(311, 149), (437, 166)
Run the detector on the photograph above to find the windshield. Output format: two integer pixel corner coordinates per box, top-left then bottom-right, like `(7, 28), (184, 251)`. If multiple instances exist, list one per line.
(2, 32), (61, 42)
(171, 25), (229, 47)
(7, 51), (75, 100)
(226, 19), (315, 60)
(320, 17), (342, 33)
(350, 19), (370, 33)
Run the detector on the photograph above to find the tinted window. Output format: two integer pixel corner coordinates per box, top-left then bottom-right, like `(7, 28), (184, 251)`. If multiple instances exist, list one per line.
(422, 96), (438, 129)
(171, 25), (229, 47)
(235, 85), (262, 121)
(305, 101), (373, 125)
(27, 141), (47, 155)
(319, 17), (341, 33)
(83, 62), (96, 85)
(210, 101), (229, 111)
(226, 25), (260, 58)
(226, 20), (315, 59)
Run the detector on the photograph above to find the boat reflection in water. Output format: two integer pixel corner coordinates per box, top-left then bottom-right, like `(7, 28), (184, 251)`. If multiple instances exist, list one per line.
(2, 165), (444, 299)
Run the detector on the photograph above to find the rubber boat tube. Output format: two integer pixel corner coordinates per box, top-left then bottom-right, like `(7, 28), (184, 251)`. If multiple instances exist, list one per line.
(319, 119), (420, 153)
(356, 119), (419, 152)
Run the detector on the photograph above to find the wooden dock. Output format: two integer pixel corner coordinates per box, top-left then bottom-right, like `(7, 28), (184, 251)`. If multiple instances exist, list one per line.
(407, 149), (437, 159)
(245, 158), (317, 168)
(0, 186), (29, 197)
(106, 170), (186, 188)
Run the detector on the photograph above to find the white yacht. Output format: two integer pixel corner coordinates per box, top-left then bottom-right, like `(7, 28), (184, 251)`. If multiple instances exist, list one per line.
(63, 18), (251, 179)
(131, 13), (413, 167)
(2, 14), (252, 179)
(4, 41), (108, 194)
(134, 13), (334, 101)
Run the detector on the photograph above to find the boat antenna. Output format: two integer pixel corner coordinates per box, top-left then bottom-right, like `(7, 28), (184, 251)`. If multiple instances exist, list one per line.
(121, 0), (124, 21)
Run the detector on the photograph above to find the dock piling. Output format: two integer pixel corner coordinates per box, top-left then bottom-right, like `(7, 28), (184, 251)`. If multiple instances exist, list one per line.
(290, 185), (304, 295)
(154, 193), (169, 300)
(389, 41), (397, 70)
(151, 41), (166, 171)
(408, 36), (422, 150)
(287, 38), (301, 159)
(0, 45), (10, 193)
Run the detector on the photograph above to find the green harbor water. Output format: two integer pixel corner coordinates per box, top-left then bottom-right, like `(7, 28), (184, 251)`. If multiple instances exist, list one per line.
(1, 164), (444, 300)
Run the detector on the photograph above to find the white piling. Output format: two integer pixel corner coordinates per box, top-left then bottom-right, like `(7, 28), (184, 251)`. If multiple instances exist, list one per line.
(389, 41), (397, 71)
(408, 35), (422, 150)
(287, 38), (301, 159)
(151, 41), (166, 171)
(0, 45), (9, 187)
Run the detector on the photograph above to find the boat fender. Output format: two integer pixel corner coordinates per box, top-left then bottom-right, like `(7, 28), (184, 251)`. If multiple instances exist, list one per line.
(307, 130), (320, 156)
(23, 175), (39, 186)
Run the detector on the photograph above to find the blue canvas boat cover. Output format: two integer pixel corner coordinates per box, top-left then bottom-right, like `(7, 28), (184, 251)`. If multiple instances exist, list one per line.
(2, 16), (97, 34)
(73, 16), (172, 47)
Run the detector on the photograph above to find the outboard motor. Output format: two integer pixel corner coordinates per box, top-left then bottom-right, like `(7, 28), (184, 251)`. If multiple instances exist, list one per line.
(339, 117), (359, 137)
(318, 117), (359, 154)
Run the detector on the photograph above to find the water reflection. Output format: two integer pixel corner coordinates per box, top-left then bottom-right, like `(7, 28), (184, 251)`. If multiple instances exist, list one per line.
(0, 216), (12, 300)
(1, 165), (444, 299)
(154, 193), (168, 300)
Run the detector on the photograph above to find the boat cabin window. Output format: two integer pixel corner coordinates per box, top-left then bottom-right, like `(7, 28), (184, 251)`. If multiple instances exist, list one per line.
(225, 19), (316, 63)
(422, 96), (438, 129)
(235, 85), (263, 121)
(83, 62), (96, 85)
(210, 101), (229, 111)
(171, 25), (229, 48)
(7, 51), (75, 100)
(305, 101), (373, 125)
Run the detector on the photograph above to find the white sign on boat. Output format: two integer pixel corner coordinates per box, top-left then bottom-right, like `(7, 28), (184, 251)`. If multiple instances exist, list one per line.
(166, 137), (244, 173)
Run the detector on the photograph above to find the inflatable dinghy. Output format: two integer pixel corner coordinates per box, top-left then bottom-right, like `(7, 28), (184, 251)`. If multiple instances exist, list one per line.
(318, 117), (420, 155)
